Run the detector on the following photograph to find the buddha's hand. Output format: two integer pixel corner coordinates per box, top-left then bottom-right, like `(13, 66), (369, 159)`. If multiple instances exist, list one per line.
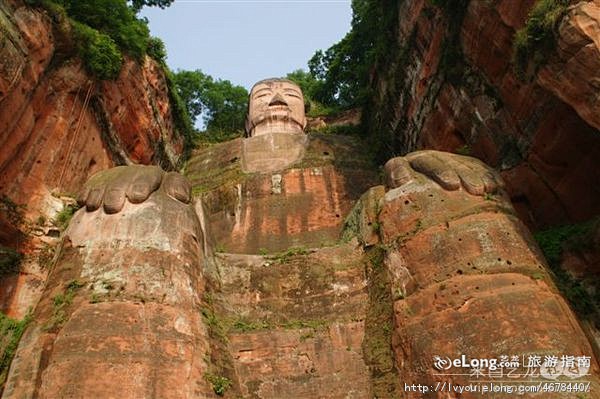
(77, 165), (191, 214)
(384, 150), (503, 196)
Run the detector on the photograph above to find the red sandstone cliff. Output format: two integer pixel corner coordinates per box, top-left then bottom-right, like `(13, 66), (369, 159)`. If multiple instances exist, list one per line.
(0, 0), (188, 320)
(367, 0), (600, 230)
(0, 0), (186, 226)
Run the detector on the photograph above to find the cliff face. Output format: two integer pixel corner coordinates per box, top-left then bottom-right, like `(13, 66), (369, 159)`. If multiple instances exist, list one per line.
(0, 0), (185, 222)
(0, 0), (186, 320)
(366, 0), (600, 229)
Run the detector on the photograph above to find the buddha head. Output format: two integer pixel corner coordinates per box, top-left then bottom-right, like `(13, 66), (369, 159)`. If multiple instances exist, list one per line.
(245, 78), (307, 137)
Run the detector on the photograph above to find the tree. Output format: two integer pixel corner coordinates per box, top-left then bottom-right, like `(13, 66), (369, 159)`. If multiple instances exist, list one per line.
(306, 0), (396, 108)
(285, 69), (318, 99)
(201, 79), (248, 132)
(72, 22), (123, 80)
(61, 0), (150, 59)
(173, 70), (248, 134)
(146, 36), (167, 64)
(172, 70), (212, 123)
(285, 69), (339, 116)
(129, 0), (174, 12)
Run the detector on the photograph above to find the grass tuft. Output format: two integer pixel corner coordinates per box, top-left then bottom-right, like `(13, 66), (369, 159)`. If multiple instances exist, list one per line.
(513, 0), (570, 78)
(0, 311), (32, 388)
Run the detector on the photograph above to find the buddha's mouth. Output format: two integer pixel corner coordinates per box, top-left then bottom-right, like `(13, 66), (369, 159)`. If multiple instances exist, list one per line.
(249, 112), (305, 131)
(253, 110), (294, 123)
(265, 105), (290, 116)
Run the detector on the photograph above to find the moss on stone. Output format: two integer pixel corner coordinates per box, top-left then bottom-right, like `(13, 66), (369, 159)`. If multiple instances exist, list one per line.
(361, 246), (400, 397)
(0, 196), (26, 229)
(189, 165), (247, 197)
(0, 311), (32, 389)
(513, 0), (570, 78)
(265, 246), (311, 263)
(43, 279), (84, 332)
(53, 203), (80, 231)
(341, 201), (363, 243)
(204, 373), (232, 396)
(534, 218), (600, 324)
(200, 289), (241, 397)
(184, 139), (247, 197)
(0, 246), (22, 276)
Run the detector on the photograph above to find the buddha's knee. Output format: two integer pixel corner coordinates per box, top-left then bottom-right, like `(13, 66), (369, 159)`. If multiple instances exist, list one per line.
(3, 166), (214, 399)
(379, 151), (599, 393)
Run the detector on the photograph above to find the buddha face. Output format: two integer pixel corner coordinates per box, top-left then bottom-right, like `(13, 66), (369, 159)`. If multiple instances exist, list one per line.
(246, 79), (307, 137)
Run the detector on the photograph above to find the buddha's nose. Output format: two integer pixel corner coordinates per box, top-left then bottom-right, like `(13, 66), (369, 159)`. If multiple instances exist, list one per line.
(269, 93), (288, 106)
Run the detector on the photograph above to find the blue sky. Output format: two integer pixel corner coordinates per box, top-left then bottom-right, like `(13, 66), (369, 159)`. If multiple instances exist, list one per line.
(141, 1), (352, 91)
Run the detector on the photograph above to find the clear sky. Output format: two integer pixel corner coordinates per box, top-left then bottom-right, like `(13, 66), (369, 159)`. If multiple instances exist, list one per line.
(141, 0), (352, 91)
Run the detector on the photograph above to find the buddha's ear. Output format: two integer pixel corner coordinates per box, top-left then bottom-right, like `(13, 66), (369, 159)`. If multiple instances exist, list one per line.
(244, 117), (252, 137)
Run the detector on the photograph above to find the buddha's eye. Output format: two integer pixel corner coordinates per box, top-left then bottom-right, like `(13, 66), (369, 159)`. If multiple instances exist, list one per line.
(253, 89), (272, 99)
(285, 93), (301, 99)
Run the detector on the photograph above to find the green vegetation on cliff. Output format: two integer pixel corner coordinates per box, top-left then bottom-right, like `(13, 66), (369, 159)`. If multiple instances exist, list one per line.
(0, 197), (26, 276)
(0, 312), (32, 388)
(204, 373), (232, 396)
(0, 246), (22, 276)
(70, 21), (123, 80)
(26, 0), (198, 153)
(61, 0), (150, 60)
(53, 203), (79, 231)
(44, 279), (85, 332)
(535, 220), (597, 266)
(299, 0), (570, 164)
(200, 291), (240, 397)
(362, 246), (400, 397)
(534, 218), (600, 325)
(26, 0), (169, 79)
(163, 68), (196, 155)
(0, 196), (26, 230)
(513, 0), (570, 77)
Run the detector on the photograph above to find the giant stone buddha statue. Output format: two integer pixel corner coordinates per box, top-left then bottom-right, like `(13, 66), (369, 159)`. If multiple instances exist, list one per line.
(3, 79), (598, 399)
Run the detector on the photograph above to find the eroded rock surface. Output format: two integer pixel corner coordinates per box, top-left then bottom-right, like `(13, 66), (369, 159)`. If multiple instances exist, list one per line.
(0, 0), (188, 326)
(380, 151), (600, 398)
(4, 147), (600, 398)
(367, 0), (600, 229)
(215, 245), (372, 397)
(2, 180), (212, 398)
(538, 1), (600, 131)
(0, 1), (185, 221)
(187, 134), (377, 253)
